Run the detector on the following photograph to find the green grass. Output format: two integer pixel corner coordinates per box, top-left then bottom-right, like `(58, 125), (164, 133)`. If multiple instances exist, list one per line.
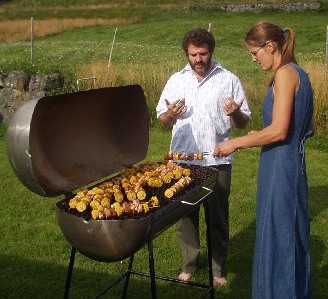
(1, 2), (325, 130)
(0, 1), (328, 298)
(0, 8), (327, 76)
(1, 9), (326, 118)
(1, 124), (327, 298)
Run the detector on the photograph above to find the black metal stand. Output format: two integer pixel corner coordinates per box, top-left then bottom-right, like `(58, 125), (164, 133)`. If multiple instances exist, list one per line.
(64, 247), (76, 299)
(63, 201), (214, 299)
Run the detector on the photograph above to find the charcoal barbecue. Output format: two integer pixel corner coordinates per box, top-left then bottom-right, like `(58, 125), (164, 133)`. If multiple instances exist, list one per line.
(6, 85), (218, 298)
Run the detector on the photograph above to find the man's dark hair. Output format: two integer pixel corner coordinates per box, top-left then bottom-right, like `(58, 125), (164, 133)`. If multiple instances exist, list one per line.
(182, 28), (215, 55)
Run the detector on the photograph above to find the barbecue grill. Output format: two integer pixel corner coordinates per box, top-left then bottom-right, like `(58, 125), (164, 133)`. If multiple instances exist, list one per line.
(6, 85), (218, 298)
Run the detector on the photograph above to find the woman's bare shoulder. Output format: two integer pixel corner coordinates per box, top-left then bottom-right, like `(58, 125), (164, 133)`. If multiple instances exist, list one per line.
(275, 64), (298, 86)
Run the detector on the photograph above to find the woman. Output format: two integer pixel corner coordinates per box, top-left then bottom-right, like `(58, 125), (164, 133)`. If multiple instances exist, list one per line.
(213, 21), (313, 298)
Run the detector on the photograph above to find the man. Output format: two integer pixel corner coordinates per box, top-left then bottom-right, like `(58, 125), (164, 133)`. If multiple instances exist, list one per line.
(156, 28), (251, 286)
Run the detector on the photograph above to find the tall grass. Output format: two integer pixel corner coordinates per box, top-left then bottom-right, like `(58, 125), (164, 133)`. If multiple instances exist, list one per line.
(76, 58), (328, 133)
(0, 18), (141, 42)
(303, 61), (328, 132)
(76, 60), (183, 125)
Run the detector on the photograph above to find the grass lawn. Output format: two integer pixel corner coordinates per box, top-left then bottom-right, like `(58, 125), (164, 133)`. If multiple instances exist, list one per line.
(0, 125), (327, 298)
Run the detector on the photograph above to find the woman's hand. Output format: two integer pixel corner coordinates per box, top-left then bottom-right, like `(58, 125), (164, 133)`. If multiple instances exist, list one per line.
(213, 139), (238, 157)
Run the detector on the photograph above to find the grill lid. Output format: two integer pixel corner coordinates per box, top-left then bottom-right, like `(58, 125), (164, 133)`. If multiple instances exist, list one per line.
(6, 85), (149, 197)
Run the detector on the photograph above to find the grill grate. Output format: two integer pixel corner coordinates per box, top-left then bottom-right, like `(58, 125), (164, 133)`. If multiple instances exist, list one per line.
(56, 164), (217, 221)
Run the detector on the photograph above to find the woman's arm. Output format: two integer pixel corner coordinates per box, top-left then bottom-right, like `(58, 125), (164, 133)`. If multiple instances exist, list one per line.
(213, 65), (299, 157)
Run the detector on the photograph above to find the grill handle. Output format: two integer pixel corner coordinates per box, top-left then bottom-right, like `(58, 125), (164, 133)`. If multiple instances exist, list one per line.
(180, 186), (213, 206)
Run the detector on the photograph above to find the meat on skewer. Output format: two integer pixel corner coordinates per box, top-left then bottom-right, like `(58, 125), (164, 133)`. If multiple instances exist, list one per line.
(164, 152), (206, 161)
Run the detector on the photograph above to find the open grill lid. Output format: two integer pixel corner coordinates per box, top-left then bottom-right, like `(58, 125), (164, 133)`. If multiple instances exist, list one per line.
(6, 85), (149, 197)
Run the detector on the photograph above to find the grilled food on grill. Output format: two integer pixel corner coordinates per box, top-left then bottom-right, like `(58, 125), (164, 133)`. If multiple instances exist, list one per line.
(164, 152), (204, 161)
(164, 176), (192, 199)
(68, 161), (192, 220)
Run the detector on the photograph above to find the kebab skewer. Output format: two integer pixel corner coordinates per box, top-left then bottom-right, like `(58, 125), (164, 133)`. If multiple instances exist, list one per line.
(164, 152), (211, 161)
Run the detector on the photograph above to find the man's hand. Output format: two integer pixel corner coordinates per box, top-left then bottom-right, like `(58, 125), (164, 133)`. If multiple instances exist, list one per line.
(165, 98), (187, 117)
(158, 98), (187, 128)
(222, 98), (249, 129)
(222, 98), (244, 116)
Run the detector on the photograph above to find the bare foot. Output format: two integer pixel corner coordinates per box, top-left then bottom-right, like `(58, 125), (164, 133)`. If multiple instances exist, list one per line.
(178, 272), (192, 281)
(213, 276), (227, 286)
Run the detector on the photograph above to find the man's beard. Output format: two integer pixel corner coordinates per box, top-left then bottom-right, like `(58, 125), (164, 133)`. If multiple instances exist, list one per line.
(190, 60), (211, 75)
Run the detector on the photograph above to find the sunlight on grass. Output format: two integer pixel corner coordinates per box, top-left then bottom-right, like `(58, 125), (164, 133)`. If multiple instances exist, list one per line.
(0, 17), (140, 42)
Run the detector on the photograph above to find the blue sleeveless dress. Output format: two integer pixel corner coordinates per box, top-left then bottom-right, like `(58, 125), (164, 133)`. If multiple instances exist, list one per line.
(252, 64), (313, 299)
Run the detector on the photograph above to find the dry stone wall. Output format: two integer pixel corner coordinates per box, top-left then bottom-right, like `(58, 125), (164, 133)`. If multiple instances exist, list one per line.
(0, 71), (64, 125)
(187, 2), (321, 12)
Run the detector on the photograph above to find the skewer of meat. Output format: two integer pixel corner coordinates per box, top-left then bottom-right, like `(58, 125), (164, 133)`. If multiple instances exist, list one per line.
(164, 152), (210, 161)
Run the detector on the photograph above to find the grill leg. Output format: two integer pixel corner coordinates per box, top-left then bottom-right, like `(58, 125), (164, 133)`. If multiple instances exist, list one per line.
(122, 255), (134, 298)
(148, 241), (157, 298)
(64, 247), (76, 299)
(203, 202), (214, 299)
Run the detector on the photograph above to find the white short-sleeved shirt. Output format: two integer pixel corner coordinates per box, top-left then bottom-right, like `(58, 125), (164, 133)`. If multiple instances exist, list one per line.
(156, 61), (251, 166)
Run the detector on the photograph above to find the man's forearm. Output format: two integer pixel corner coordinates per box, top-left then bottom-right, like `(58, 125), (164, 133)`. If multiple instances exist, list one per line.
(230, 110), (249, 129)
(158, 111), (177, 129)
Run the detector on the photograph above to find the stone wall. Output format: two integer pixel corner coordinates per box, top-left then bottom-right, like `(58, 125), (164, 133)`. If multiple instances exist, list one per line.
(187, 2), (321, 12)
(0, 71), (64, 125)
